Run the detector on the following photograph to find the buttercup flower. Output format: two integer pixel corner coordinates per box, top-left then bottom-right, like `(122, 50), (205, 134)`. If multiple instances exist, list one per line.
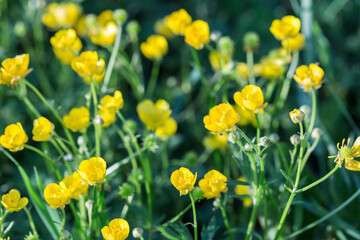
(60, 172), (89, 200)
(236, 62), (249, 79)
(140, 35), (168, 60)
(233, 104), (256, 127)
(270, 15), (301, 40)
(101, 218), (130, 240)
(1, 189), (28, 213)
(259, 59), (283, 79)
(329, 137), (360, 171)
(50, 29), (82, 64)
(0, 122), (28, 152)
(137, 99), (172, 130)
(97, 108), (116, 128)
(99, 90), (124, 112)
(209, 50), (233, 73)
(289, 109), (305, 124)
(155, 118), (177, 140)
(235, 177), (251, 207)
(293, 64), (324, 92)
(203, 103), (240, 134)
(89, 10), (118, 46)
(44, 183), (70, 209)
(32, 117), (54, 142)
(203, 134), (228, 150)
(234, 85), (266, 113)
(78, 157), (107, 185)
(281, 33), (305, 52)
(184, 20), (210, 49)
(154, 18), (174, 38)
(71, 51), (105, 83)
(42, 2), (82, 29)
(199, 170), (227, 199)
(0, 54), (30, 86)
(63, 107), (90, 132)
(171, 167), (197, 195)
(166, 9), (192, 35)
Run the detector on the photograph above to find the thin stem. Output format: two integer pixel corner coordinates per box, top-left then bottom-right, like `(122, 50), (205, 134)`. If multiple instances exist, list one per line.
(161, 140), (169, 182)
(220, 197), (233, 240)
(163, 203), (192, 226)
(304, 89), (317, 144)
(189, 193), (198, 240)
(300, 137), (320, 172)
(89, 184), (97, 238)
(190, 47), (210, 91)
(246, 50), (255, 85)
(90, 78), (101, 157)
(24, 207), (38, 237)
(0, 211), (8, 237)
(59, 208), (66, 240)
(146, 60), (161, 98)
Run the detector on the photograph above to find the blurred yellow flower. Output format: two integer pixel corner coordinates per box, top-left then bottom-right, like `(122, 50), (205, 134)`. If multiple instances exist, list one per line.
(199, 170), (227, 199)
(203, 134), (228, 150)
(32, 117), (54, 142)
(209, 50), (232, 73)
(42, 2), (82, 29)
(78, 157), (107, 185)
(0, 122), (28, 152)
(185, 20), (210, 49)
(289, 109), (305, 124)
(98, 108), (116, 128)
(60, 172), (89, 200)
(234, 85), (266, 112)
(293, 64), (324, 92)
(75, 15), (88, 37)
(140, 35), (168, 60)
(236, 62), (249, 79)
(270, 15), (301, 40)
(259, 59), (283, 79)
(1, 189), (28, 213)
(203, 103), (240, 134)
(171, 167), (197, 195)
(233, 104), (256, 127)
(44, 183), (70, 209)
(0, 54), (30, 86)
(155, 117), (177, 140)
(101, 218), (130, 240)
(99, 90), (124, 112)
(329, 137), (360, 171)
(71, 51), (105, 84)
(90, 21), (117, 46)
(137, 99), (172, 130)
(235, 177), (251, 207)
(154, 18), (174, 38)
(281, 33), (305, 52)
(63, 107), (90, 132)
(166, 9), (192, 35)
(50, 29), (82, 64)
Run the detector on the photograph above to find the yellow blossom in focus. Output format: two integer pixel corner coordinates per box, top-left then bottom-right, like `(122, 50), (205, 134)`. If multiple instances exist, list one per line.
(78, 157), (107, 185)
(203, 134), (228, 150)
(140, 35), (168, 60)
(71, 51), (105, 83)
(99, 90), (124, 112)
(236, 62), (249, 79)
(203, 103), (240, 134)
(98, 108), (116, 128)
(293, 64), (324, 92)
(60, 172), (89, 200)
(50, 29), (82, 64)
(235, 177), (251, 207)
(137, 99), (172, 130)
(171, 167), (197, 195)
(0, 122), (28, 152)
(32, 117), (54, 142)
(0, 54), (30, 86)
(166, 9), (192, 35)
(234, 85), (266, 113)
(270, 15), (301, 40)
(184, 20), (210, 49)
(329, 137), (360, 171)
(1, 189), (28, 213)
(233, 104), (256, 127)
(63, 107), (90, 132)
(42, 2), (82, 29)
(154, 18), (174, 38)
(44, 183), (70, 209)
(289, 109), (305, 124)
(199, 170), (227, 199)
(155, 118), (177, 140)
(281, 33), (305, 52)
(101, 218), (130, 240)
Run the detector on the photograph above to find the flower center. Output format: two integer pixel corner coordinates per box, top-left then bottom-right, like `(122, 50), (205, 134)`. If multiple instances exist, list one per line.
(339, 146), (352, 159)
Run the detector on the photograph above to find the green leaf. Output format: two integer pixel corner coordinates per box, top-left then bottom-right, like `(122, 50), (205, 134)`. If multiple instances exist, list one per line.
(230, 194), (251, 199)
(226, 180), (249, 186)
(157, 222), (193, 240)
(280, 169), (295, 187)
(201, 216), (219, 240)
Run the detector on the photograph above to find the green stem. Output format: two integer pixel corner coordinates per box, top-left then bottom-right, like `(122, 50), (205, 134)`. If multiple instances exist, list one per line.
(146, 60), (161, 98)
(163, 203), (192, 226)
(161, 140), (169, 182)
(59, 208), (66, 240)
(300, 137), (320, 172)
(24, 207), (38, 236)
(190, 47), (210, 91)
(90, 79), (101, 157)
(50, 138), (72, 173)
(304, 89), (317, 144)
(220, 197), (233, 240)
(0, 211), (8, 237)
(89, 185), (97, 238)
(246, 50), (255, 85)
(189, 193), (198, 240)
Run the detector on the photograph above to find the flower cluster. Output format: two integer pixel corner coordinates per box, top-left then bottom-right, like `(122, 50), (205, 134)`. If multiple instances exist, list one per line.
(50, 29), (82, 64)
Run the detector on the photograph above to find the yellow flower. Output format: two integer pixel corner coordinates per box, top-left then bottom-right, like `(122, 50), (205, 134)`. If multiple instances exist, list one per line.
(209, 50), (232, 73)
(268, 48), (291, 65)
(236, 62), (249, 79)
(199, 170), (227, 199)
(203, 134), (228, 150)
(78, 157), (107, 185)
(43, 183), (70, 209)
(1, 189), (28, 213)
(289, 109), (305, 124)
(203, 103), (240, 134)
(32, 117), (54, 142)
(171, 167), (197, 196)
(329, 137), (360, 171)
(60, 172), (89, 200)
(233, 104), (256, 127)
(140, 35), (168, 60)
(234, 85), (266, 112)
(259, 60), (283, 79)
(281, 33), (305, 52)
(75, 15), (88, 37)
(50, 29), (82, 64)
(0, 54), (30, 86)
(63, 107), (90, 132)
(270, 15), (301, 40)
(166, 9), (192, 35)
(101, 218), (130, 240)
(155, 117), (177, 140)
(71, 51), (105, 84)
(99, 90), (124, 112)
(98, 108), (116, 128)
(137, 99), (172, 130)
(185, 20), (210, 49)
(234, 177), (251, 207)
(42, 2), (82, 29)
(293, 64), (324, 92)
(154, 18), (174, 38)
(90, 22), (117, 46)
(0, 122), (28, 152)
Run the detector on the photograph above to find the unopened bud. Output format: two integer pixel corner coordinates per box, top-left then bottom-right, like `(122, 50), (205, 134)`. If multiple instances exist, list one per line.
(311, 128), (323, 139)
(218, 36), (234, 54)
(85, 14), (97, 28)
(192, 187), (204, 200)
(94, 115), (103, 125)
(210, 30), (222, 42)
(213, 198), (220, 208)
(132, 227), (144, 238)
(289, 109), (305, 124)
(299, 105), (311, 117)
(244, 143), (251, 151)
(290, 134), (300, 145)
(126, 21), (140, 36)
(259, 136), (270, 147)
(14, 21), (26, 37)
(113, 9), (128, 24)
(243, 32), (260, 52)
(77, 136), (87, 146)
(227, 131), (240, 144)
(269, 133), (280, 143)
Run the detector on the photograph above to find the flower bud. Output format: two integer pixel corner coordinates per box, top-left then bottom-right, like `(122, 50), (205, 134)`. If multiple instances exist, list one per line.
(126, 20), (140, 36)
(210, 30), (222, 42)
(259, 136), (270, 147)
(243, 32), (260, 52)
(143, 133), (159, 152)
(85, 14), (97, 28)
(269, 133), (280, 143)
(132, 227), (144, 238)
(299, 105), (311, 117)
(218, 36), (234, 55)
(311, 128), (323, 139)
(113, 9), (127, 24)
(244, 143), (251, 151)
(77, 136), (87, 146)
(289, 109), (305, 124)
(14, 21), (26, 37)
(119, 183), (135, 198)
(192, 187), (204, 200)
(213, 198), (220, 208)
(227, 131), (240, 144)
(290, 134), (300, 145)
